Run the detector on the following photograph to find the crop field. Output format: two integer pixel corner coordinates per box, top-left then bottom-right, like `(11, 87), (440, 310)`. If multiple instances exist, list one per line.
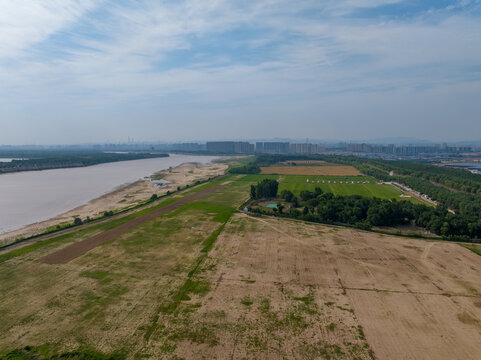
(260, 165), (361, 176)
(241, 174), (411, 200)
(1, 173), (480, 359)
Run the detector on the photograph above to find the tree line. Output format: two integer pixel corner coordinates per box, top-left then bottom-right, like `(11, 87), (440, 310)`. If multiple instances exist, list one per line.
(248, 178), (481, 241)
(250, 179), (278, 199)
(0, 151), (169, 174)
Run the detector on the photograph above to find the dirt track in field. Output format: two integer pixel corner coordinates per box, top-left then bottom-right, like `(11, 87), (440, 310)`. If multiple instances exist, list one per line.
(39, 184), (224, 265)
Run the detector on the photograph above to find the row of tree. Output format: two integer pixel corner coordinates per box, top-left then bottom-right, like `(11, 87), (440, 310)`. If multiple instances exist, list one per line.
(253, 184), (481, 240)
(374, 160), (481, 195)
(250, 179), (278, 199)
(0, 151), (169, 174)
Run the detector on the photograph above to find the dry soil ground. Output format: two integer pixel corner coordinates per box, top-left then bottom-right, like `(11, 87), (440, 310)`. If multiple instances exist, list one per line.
(164, 214), (481, 359)
(1, 176), (480, 359)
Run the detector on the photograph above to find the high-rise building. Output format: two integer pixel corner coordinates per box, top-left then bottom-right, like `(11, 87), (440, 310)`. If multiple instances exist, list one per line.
(262, 142), (290, 154)
(290, 143), (320, 154)
(206, 141), (254, 154)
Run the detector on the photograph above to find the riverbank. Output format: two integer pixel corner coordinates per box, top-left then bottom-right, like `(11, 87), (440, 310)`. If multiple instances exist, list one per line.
(0, 151), (169, 174)
(0, 161), (227, 247)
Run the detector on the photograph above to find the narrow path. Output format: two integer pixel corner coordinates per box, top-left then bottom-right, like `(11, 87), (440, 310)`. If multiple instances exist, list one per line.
(422, 242), (435, 262)
(39, 184), (225, 265)
(0, 210), (135, 256)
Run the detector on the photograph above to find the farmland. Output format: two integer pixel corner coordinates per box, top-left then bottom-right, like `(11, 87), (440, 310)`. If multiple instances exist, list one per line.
(0, 171), (480, 359)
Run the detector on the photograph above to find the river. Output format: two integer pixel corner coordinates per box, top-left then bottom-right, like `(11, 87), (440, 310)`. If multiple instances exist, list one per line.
(0, 154), (219, 234)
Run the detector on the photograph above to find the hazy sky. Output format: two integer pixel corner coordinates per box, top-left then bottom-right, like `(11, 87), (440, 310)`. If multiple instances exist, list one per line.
(1, 0), (481, 144)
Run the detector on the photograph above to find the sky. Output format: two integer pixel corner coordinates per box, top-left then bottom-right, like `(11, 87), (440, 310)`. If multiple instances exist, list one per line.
(0, 0), (480, 144)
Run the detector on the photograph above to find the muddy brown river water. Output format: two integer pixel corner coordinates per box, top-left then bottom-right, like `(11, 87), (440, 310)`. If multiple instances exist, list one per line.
(0, 154), (219, 234)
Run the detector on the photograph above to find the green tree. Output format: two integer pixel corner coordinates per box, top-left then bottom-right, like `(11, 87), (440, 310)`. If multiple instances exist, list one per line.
(250, 185), (257, 199)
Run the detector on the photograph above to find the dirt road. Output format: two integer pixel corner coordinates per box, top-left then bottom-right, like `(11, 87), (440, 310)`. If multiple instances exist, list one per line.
(39, 184), (224, 264)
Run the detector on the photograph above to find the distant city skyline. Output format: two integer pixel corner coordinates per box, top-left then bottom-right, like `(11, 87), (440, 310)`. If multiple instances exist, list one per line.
(1, 1), (481, 144)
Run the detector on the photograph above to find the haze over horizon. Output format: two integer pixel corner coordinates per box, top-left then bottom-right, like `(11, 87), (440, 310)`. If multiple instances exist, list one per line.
(1, 1), (481, 145)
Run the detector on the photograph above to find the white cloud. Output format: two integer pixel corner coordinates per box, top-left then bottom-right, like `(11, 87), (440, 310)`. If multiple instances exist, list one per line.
(0, 0), (99, 58)
(1, 0), (481, 143)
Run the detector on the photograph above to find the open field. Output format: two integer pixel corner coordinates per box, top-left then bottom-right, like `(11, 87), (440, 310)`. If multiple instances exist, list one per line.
(162, 214), (481, 359)
(260, 165), (361, 176)
(240, 174), (417, 201)
(0, 176), (249, 358)
(39, 184), (226, 264)
(0, 173), (480, 359)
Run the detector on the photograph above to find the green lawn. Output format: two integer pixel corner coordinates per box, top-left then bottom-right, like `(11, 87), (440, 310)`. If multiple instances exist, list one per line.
(240, 174), (409, 200)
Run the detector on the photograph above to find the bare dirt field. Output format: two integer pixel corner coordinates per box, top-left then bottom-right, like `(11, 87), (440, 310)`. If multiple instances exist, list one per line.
(162, 214), (481, 359)
(261, 165), (362, 176)
(0, 161), (227, 247)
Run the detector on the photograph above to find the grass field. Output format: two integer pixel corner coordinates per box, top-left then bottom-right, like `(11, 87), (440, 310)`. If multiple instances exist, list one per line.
(0, 176), (251, 358)
(260, 165), (361, 176)
(240, 174), (412, 200)
(1, 173), (479, 359)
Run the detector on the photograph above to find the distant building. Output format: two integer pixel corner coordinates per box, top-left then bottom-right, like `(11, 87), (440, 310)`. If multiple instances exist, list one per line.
(260, 142), (290, 154)
(290, 143), (320, 154)
(234, 142), (254, 154)
(171, 143), (202, 152)
(346, 143), (472, 155)
(206, 141), (235, 153)
(206, 141), (254, 154)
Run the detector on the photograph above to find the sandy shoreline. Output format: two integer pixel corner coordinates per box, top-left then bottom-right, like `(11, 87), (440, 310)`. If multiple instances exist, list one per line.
(0, 161), (227, 247)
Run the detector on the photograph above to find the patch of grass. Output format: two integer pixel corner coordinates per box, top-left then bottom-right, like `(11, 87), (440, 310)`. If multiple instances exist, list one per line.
(241, 296), (254, 306)
(76, 284), (129, 319)
(464, 244), (481, 257)
(204, 310), (227, 319)
(293, 294), (314, 304)
(201, 222), (227, 253)
(241, 279), (256, 284)
(358, 325), (367, 341)
(293, 293), (318, 315)
(337, 305), (354, 313)
(179, 279), (210, 298)
(168, 202), (234, 223)
(80, 270), (110, 280)
(1, 345), (125, 360)
(246, 334), (268, 351)
(168, 324), (219, 347)
(326, 322), (337, 331)
(296, 340), (345, 359)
